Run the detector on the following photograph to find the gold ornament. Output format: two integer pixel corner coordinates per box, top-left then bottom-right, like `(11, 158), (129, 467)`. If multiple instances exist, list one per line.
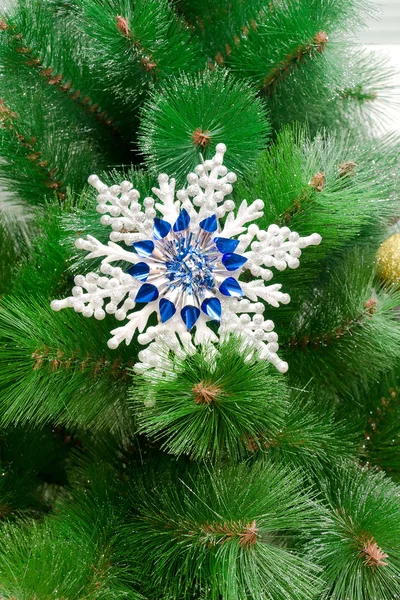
(376, 232), (400, 286)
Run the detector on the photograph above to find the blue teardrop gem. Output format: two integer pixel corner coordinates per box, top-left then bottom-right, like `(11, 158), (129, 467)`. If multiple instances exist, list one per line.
(199, 214), (217, 233)
(201, 297), (221, 321)
(127, 262), (150, 282)
(221, 253), (248, 271)
(135, 283), (159, 303)
(219, 277), (244, 297)
(153, 217), (171, 240)
(159, 298), (176, 323)
(173, 208), (190, 232)
(214, 237), (239, 254)
(133, 240), (154, 257)
(181, 305), (200, 330)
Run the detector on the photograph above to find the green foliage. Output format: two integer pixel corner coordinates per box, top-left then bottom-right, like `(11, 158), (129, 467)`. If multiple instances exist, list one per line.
(176, 0), (389, 133)
(237, 126), (399, 311)
(0, 190), (34, 247)
(310, 464), (400, 600)
(117, 460), (322, 600)
(361, 369), (400, 479)
(70, 0), (204, 118)
(131, 340), (289, 461)
(6, 0), (136, 140)
(0, 125), (59, 207)
(138, 69), (270, 184)
(0, 293), (136, 431)
(0, 425), (69, 518)
(267, 44), (400, 134)
(261, 390), (359, 469)
(0, 515), (140, 599)
(8, 202), (73, 299)
(0, 444), (145, 598)
(286, 252), (400, 397)
(223, 0), (373, 87)
(0, 194), (34, 295)
(0, 5), (128, 204)
(177, 0), (372, 58)
(175, 0), (267, 52)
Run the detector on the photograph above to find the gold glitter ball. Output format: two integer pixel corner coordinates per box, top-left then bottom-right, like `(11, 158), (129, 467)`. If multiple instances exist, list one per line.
(376, 232), (400, 286)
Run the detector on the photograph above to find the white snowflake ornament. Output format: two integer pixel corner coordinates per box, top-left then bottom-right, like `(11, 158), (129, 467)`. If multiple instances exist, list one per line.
(51, 144), (321, 374)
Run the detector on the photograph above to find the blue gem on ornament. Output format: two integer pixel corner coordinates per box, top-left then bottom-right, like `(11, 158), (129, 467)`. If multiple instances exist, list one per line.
(133, 240), (154, 257)
(127, 262), (150, 281)
(135, 283), (159, 303)
(221, 253), (248, 271)
(199, 214), (218, 232)
(181, 305), (200, 330)
(159, 298), (176, 323)
(153, 218), (171, 240)
(201, 297), (222, 321)
(219, 277), (244, 297)
(173, 208), (190, 232)
(214, 237), (240, 254)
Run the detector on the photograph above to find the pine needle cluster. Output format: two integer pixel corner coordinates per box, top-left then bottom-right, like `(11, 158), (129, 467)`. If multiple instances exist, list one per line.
(131, 340), (289, 460)
(0, 0), (399, 597)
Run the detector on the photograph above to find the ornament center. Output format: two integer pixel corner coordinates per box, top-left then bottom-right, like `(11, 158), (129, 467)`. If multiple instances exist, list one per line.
(164, 237), (216, 298)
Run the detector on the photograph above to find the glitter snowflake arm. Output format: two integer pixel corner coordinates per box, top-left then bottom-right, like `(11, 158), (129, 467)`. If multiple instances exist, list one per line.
(240, 281), (290, 307)
(87, 176), (153, 246)
(51, 265), (141, 321)
(243, 224), (321, 273)
(51, 143), (322, 374)
(75, 236), (143, 263)
(219, 199), (265, 238)
(151, 174), (179, 223)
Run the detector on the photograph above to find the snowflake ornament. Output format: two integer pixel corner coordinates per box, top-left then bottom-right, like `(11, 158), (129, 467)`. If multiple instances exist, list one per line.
(51, 144), (321, 374)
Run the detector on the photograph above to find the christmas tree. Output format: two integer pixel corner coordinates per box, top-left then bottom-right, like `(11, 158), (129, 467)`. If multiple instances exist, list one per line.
(0, 0), (399, 598)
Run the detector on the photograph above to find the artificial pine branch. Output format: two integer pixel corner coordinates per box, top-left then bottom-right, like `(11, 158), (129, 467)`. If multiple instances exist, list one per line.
(116, 459), (322, 600)
(261, 30), (329, 92)
(265, 44), (399, 133)
(138, 69), (270, 184)
(360, 371), (400, 478)
(0, 101), (66, 203)
(1, 6), (122, 136)
(70, 0), (205, 118)
(0, 293), (137, 431)
(176, 0), (390, 134)
(286, 252), (400, 397)
(0, 9), (127, 204)
(3, 0), (138, 143)
(252, 391), (359, 468)
(310, 464), (400, 600)
(131, 339), (289, 460)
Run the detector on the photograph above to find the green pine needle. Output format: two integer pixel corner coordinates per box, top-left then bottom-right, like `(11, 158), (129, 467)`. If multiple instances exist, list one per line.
(310, 464), (400, 600)
(286, 251), (400, 398)
(361, 370), (400, 479)
(70, 0), (205, 115)
(138, 69), (270, 184)
(0, 293), (137, 431)
(261, 390), (359, 469)
(131, 339), (289, 461)
(117, 459), (323, 600)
